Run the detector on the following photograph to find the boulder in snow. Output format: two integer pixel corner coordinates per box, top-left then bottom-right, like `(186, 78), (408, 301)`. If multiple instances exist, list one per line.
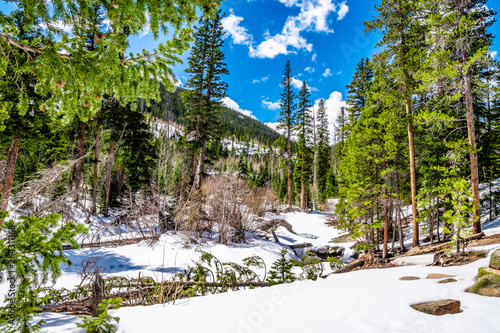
(469, 275), (500, 297)
(310, 245), (344, 259)
(490, 249), (500, 270)
(478, 267), (500, 279)
(427, 273), (455, 279)
(412, 299), (461, 316)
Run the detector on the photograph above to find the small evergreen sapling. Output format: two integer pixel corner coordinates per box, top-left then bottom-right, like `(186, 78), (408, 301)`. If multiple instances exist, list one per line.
(0, 213), (87, 333)
(266, 248), (296, 285)
(293, 252), (323, 281)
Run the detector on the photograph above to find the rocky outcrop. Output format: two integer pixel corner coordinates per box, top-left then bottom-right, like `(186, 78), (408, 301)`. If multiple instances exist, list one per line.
(427, 273), (455, 279)
(412, 299), (461, 315)
(310, 245), (344, 259)
(490, 249), (500, 270)
(478, 267), (500, 279)
(469, 275), (500, 297)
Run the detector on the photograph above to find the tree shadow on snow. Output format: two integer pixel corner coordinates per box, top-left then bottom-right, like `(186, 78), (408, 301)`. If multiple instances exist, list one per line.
(62, 249), (148, 274)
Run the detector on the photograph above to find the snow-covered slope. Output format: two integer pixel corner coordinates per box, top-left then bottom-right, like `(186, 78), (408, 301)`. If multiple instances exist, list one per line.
(37, 243), (500, 333)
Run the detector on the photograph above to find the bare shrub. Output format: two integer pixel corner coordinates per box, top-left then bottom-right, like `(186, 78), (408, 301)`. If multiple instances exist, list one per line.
(200, 175), (277, 244)
(173, 185), (212, 243)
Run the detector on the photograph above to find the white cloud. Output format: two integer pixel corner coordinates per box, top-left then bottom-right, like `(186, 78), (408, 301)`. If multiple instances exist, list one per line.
(222, 97), (257, 119)
(264, 122), (283, 135)
(490, 51), (498, 59)
(221, 10), (253, 46)
(336, 71), (342, 75)
(314, 91), (346, 142)
(262, 100), (281, 110)
(139, 12), (151, 37)
(253, 76), (269, 84)
(337, 1), (349, 20)
(291, 77), (318, 91)
(305, 67), (315, 73)
(167, 74), (182, 87)
(249, 0), (337, 58)
(312, 53), (318, 62)
(291, 78), (304, 89)
(323, 68), (332, 77)
(39, 20), (73, 33)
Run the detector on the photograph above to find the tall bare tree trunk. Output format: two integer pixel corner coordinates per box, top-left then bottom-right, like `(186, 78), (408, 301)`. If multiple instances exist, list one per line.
(406, 97), (419, 247)
(312, 107), (318, 210)
(0, 136), (20, 215)
(73, 122), (87, 202)
(287, 125), (292, 208)
(194, 141), (207, 188)
(383, 200), (388, 259)
(398, 206), (405, 252)
(300, 154), (305, 210)
(91, 115), (101, 215)
(104, 127), (116, 216)
(465, 72), (481, 234)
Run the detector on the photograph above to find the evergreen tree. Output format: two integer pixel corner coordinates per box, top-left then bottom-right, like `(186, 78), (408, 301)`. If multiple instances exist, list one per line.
(278, 60), (297, 208)
(295, 81), (313, 210)
(422, 0), (496, 234)
(345, 58), (374, 125)
(266, 248), (296, 285)
(316, 99), (331, 202)
(0, 0), (220, 124)
(366, 0), (428, 247)
(182, 10), (228, 187)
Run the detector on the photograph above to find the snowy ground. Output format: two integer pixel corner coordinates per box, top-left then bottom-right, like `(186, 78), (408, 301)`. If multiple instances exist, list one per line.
(2, 210), (500, 332)
(32, 243), (500, 333)
(2, 184), (500, 332)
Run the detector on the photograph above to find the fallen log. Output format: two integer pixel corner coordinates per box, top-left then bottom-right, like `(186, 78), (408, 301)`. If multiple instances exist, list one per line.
(321, 258), (364, 278)
(62, 236), (159, 250)
(40, 281), (272, 313)
(404, 232), (484, 257)
(289, 243), (313, 249)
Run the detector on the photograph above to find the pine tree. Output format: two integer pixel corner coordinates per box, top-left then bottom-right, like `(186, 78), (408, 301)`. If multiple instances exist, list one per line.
(182, 10), (228, 187)
(316, 99), (331, 202)
(266, 248), (296, 285)
(0, 0), (220, 124)
(366, 0), (428, 247)
(345, 58), (374, 125)
(278, 61), (297, 208)
(422, 0), (496, 234)
(295, 81), (313, 210)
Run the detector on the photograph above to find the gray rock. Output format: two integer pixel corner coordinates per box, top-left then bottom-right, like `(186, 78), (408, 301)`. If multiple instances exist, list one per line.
(310, 245), (344, 259)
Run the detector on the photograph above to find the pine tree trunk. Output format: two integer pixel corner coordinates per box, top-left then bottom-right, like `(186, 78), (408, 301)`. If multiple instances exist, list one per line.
(91, 115), (101, 215)
(464, 72), (481, 234)
(406, 97), (419, 247)
(383, 200), (388, 259)
(287, 125), (292, 208)
(73, 122), (87, 202)
(0, 136), (20, 214)
(195, 141), (207, 188)
(398, 206), (405, 252)
(104, 127), (116, 216)
(300, 155), (305, 210)
(311, 107), (317, 209)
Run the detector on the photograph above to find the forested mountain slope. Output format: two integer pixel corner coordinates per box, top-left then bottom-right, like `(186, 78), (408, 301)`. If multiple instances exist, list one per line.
(148, 86), (280, 146)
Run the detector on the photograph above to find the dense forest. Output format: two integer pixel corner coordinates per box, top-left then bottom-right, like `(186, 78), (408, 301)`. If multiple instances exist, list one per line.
(0, 0), (500, 331)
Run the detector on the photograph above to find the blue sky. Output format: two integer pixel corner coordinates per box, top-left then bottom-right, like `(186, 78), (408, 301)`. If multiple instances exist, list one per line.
(168, 0), (500, 133)
(1, 0), (499, 134)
